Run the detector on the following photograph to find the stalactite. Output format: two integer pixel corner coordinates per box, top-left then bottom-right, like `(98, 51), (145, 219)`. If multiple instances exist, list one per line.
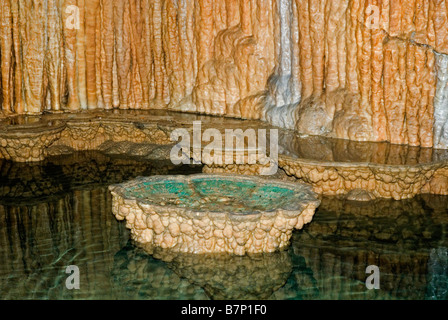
(114, 0), (131, 109)
(309, 0), (325, 94)
(152, 0), (168, 105)
(178, 0), (195, 98)
(0, 0), (13, 114)
(130, 0), (150, 109)
(196, 0), (214, 112)
(296, 0), (312, 99)
(1, 0), (448, 148)
(76, 0), (87, 110)
(63, 0), (80, 111)
(47, 0), (63, 112)
(85, 0), (100, 110)
(100, 0), (115, 110)
(164, 0), (184, 107)
(371, 0), (387, 142)
(20, 0), (46, 113)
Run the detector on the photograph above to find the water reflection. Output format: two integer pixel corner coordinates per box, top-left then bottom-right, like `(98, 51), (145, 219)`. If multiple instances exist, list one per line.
(426, 247), (448, 300)
(132, 244), (293, 300)
(290, 196), (448, 300)
(279, 132), (448, 165)
(0, 190), (128, 299)
(0, 153), (202, 299)
(0, 152), (446, 299)
(0, 151), (196, 204)
(112, 241), (208, 300)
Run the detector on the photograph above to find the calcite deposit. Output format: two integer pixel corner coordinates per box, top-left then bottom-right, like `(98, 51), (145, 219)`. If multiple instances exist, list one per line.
(0, 120), (65, 162)
(2, 1), (448, 148)
(109, 174), (320, 255)
(1, 110), (448, 199)
(205, 158), (448, 200)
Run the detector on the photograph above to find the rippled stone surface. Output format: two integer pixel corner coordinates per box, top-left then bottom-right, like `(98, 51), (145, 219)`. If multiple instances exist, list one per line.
(2, 1), (448, 148)
(2, 110), (448, 165)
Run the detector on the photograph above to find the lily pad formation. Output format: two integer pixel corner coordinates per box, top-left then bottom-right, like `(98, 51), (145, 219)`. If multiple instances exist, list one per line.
(109, 174), (320, 255)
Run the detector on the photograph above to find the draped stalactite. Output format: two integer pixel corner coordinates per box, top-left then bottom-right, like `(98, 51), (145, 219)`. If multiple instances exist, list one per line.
(1, 1), (448, 148)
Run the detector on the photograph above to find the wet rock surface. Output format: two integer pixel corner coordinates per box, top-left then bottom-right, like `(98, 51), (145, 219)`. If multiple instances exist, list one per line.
(110, 174), (320, 255)
(1, 110), (448, 200)
(1, 1), (448, 148)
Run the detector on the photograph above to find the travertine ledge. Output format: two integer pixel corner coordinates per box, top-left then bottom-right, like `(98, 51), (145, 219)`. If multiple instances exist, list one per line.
(109, 174), (320, 255)
(1, 110), (448, 200)
(204, 157), (448, 200)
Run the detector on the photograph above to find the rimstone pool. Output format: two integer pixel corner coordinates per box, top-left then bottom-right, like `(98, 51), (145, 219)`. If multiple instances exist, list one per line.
(2, 0), (448, 304)
(0, 152), (447, 300)
(109, 174), (320, 255)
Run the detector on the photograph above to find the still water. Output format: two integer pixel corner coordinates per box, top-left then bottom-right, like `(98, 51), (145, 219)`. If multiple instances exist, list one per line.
(0, 152), (446, 300)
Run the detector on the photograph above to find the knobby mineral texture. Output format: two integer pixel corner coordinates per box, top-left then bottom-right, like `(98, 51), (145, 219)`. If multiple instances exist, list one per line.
(1, 110), (448, 199)
(2, 1), (448, 148)
(109, 174), (320, 255)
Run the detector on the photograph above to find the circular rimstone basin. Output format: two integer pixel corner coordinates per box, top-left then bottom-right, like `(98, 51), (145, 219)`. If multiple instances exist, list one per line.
(109, 174), (320, 255)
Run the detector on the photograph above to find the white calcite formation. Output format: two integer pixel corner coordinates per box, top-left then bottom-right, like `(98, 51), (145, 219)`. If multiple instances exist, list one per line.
(2, 111), (448, 199)
(434, 53), (448, 149)
(109, 174), (320, 255)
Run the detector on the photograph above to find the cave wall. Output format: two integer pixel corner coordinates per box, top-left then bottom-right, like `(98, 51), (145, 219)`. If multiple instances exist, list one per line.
(1, 0), (448, 148)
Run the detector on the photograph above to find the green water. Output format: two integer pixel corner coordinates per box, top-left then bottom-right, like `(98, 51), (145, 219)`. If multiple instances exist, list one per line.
(118, 176), (306, 214)
(0, 152), (447, 300)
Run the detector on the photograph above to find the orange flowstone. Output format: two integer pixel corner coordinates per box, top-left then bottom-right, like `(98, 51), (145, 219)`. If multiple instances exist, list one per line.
(0, 0), (447, 148)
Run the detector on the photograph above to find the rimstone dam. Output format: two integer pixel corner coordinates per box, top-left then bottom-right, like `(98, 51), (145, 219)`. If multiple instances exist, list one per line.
(0, 0), (448, 301)
(1, 0), (448, 198)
